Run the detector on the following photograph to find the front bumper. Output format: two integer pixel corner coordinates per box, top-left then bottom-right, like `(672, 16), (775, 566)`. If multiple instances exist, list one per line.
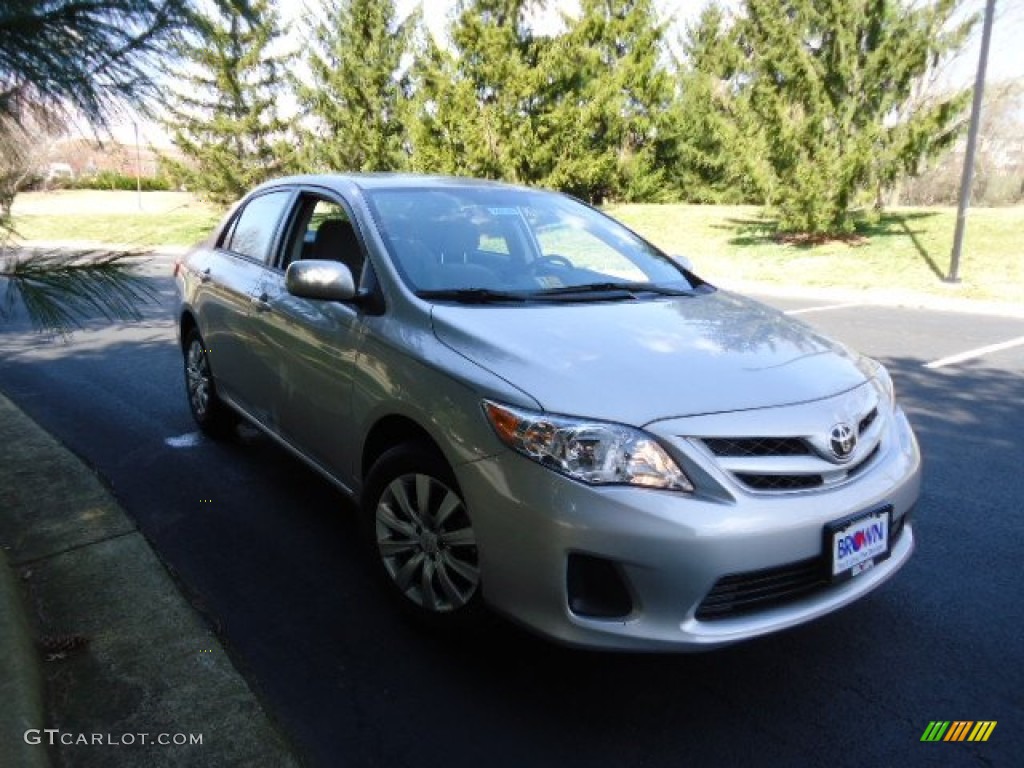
(455, 408), (921, 651)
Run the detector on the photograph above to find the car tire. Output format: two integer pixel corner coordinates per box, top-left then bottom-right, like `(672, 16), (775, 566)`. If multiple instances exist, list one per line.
(362, 443), (482, 626)
(183, 328), (237, 438)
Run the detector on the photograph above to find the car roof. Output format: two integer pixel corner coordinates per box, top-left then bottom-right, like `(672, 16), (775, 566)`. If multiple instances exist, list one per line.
(253, 173), (540, 194)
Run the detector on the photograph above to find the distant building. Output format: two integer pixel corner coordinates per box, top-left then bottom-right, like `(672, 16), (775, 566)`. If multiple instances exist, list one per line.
(46, 162), (74, 181)
(45, 139), (186, 179)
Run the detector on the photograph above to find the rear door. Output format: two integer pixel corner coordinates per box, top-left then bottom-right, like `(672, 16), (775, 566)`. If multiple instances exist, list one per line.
(198, 188), (294, 416)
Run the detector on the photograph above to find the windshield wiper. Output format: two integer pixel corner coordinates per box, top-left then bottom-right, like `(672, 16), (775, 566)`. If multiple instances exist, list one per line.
(417, 283), (700, 304)
(533, 282), (697, 298)
(415, 288), (529, 304)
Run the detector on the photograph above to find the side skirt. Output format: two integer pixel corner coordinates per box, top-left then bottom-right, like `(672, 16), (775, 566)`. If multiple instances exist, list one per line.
(220, 394), (360, 503)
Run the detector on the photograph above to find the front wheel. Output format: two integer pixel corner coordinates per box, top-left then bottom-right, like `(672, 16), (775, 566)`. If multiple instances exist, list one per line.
(363, 444), (481, 622)
(183, 328), (237, 438)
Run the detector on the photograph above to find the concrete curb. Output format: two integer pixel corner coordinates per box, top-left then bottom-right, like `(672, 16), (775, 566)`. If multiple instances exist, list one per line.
(0, 392), (301, 767)
(0, 549), (49, 768)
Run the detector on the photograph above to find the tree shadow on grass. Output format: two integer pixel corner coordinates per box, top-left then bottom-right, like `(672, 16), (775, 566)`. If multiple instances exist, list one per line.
(720, 210), (945, 277)
(851, 211), (944, 280)
(877, 213), (945, 280)
(716, 216), (782, 247)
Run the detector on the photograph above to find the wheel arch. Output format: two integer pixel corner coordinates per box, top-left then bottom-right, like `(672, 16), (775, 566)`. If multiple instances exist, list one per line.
(361, 414), (448, 482)
(179, 310), (198, 352)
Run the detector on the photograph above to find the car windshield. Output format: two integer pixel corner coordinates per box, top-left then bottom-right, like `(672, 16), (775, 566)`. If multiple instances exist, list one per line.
(363, 186), (698, 301)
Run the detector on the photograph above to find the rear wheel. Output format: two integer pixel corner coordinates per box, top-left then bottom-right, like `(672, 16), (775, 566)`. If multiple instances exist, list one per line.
(363, 443), (481, 622)
(183, 328), (237, 438)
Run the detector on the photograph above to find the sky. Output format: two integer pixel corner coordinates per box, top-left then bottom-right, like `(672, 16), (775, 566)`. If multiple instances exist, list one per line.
(111, 0), (1024, 148)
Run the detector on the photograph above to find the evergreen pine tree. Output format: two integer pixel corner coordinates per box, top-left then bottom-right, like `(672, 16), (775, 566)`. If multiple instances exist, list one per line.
(724, 0), (974, 234)
(163, 0), (290, 205)
(668, 3), (753, 203)
(407, 34), (472, 176)
(412, 0), (677, 203)
(544, 0), (677, 202)
(0, 1), (250, 336)
(296, 0), (415, 173)
(409, 0), (546, 182)
(0, 1), (195, 134)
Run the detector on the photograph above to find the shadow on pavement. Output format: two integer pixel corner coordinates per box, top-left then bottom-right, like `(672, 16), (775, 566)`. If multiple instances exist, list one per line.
(156, 356), (1022, 768)
(1, 299), (1019, 768)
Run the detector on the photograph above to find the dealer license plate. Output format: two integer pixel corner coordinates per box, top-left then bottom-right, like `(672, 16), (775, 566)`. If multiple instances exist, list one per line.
(827, 506), (891, 581)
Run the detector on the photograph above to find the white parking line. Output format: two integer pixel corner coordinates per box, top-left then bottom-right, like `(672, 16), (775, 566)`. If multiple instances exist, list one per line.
(924, 336), (1024, 369)
(785, 303), (864, 315)
(165, 432), (203, 447)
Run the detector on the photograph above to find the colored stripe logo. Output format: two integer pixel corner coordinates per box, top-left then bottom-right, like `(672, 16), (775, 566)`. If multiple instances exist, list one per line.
(920, 721), (996, 742)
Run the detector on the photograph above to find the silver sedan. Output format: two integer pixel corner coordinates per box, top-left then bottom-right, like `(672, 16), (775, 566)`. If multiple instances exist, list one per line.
(174, 174), (920, 650)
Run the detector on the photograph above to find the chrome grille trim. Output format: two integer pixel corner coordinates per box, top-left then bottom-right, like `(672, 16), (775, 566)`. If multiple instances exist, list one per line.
(694, 405), (885, 494)
(858, 407), (878, 435)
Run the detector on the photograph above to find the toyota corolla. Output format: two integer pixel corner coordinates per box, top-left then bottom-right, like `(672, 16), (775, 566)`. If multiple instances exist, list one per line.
(174, 174), (920, 650)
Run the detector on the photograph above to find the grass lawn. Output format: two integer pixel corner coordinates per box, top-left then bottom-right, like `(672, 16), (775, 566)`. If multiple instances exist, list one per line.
(607, 204), (1024, 304)
(9, 191), (1022, 304)
(12, 211), (224, 248)
(10, 190), (223, 248)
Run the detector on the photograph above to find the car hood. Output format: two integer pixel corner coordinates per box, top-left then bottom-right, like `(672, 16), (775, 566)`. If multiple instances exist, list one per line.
(430, 291), (874, 425)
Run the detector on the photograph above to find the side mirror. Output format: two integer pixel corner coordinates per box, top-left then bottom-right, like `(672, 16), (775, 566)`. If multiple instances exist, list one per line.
(285, 260), (356, 301)
(671, 253), (695, 272)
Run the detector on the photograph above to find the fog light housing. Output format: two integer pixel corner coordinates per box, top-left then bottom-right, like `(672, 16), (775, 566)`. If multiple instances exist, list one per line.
(566, 554), (634, 619)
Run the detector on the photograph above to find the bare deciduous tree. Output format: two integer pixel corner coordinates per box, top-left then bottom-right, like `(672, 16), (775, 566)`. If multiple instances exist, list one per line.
(0, 110), (60, 224)
(902, 78), (1024, 205)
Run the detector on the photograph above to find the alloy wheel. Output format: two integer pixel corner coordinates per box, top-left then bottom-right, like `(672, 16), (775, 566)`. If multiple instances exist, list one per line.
(375, 473), (479, 612)
(185, 338), (211, 418)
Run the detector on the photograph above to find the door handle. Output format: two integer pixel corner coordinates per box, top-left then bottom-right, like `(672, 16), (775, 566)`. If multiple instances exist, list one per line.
(251, 293), (272, 313)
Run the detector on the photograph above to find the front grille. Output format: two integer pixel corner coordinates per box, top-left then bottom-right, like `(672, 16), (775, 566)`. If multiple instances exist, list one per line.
(696, 512), (909, 621)
(847, 444), (880, 479)
(735, 473), (824, 491)
(859, 408), (878, 435)
(703, 437), (810, 457)
(734, 442), (881, 492)
(696, 404), (883, 494)
(696, 557), (827, 620)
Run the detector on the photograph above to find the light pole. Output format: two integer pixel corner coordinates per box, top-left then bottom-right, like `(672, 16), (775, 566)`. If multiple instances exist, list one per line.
(947, 0), (997, 283)
(134, 121), (143, 211)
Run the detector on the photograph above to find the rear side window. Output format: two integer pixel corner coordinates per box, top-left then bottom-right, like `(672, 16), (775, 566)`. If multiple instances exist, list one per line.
(224, 190), (292, 263)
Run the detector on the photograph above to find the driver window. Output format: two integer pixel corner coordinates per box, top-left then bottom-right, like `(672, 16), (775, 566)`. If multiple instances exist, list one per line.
(284, 196), (364, 281)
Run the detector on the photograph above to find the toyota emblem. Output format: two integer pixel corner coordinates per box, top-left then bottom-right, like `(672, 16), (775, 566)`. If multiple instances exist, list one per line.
(829, 423), (857, 461)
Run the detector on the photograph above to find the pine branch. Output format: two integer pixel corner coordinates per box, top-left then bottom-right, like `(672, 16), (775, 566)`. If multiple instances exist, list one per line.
(0, 247), (159, 338)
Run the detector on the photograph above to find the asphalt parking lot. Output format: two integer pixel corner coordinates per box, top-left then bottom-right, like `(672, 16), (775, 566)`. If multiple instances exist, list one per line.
(0, 269), (1021, 767)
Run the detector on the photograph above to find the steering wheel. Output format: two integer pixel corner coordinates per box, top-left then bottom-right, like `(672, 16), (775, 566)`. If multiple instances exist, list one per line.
(529, 254), (573, 273)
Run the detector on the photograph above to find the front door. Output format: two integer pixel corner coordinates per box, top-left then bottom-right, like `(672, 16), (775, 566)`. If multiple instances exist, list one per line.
(247, 191), (369, 482)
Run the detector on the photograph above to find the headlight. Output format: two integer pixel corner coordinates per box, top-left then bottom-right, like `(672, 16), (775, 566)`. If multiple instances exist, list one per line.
(483, 400), (694, 492)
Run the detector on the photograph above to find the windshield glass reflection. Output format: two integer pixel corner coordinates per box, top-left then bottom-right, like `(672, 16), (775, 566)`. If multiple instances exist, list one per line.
(364, 187), (695, 298)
